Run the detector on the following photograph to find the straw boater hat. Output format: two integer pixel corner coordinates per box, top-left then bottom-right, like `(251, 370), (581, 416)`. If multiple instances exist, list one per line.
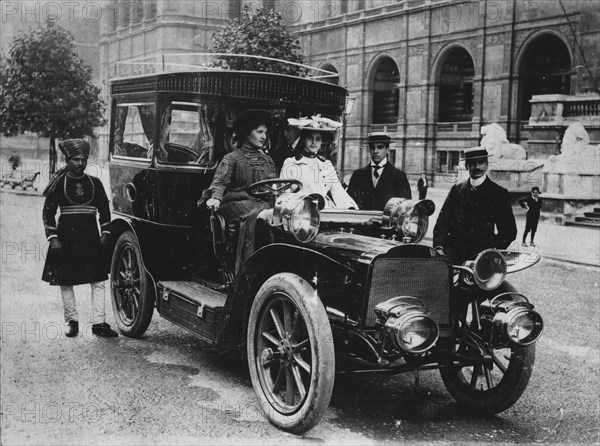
(364, 131), (392, 146)
(460, 147), (493, 162)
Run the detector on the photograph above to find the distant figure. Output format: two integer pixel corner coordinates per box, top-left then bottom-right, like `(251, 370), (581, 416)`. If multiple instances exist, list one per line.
(519, 186), (543, 247)
(347, 132), (411, 211)
(417, 171), (428, 200)
(8, 150), (21, 175)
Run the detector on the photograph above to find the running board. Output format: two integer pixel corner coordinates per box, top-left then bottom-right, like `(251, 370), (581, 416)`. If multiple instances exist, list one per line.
(157, 281), (227, 345)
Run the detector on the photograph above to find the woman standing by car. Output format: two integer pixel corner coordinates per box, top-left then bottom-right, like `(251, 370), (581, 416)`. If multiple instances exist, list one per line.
(280, 116), (357, 209)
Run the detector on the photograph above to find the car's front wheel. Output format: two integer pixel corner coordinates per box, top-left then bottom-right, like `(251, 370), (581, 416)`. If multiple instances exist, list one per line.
(110, 231), (154, 337)
(440, 338), (535, 413)
(247, 273), (335, 434)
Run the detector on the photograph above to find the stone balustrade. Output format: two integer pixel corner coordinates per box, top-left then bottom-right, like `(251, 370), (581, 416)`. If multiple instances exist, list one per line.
(529, 94), (600, 128)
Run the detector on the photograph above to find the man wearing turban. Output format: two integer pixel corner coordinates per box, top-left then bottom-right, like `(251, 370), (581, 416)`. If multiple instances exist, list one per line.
(42, 139), (118, 338)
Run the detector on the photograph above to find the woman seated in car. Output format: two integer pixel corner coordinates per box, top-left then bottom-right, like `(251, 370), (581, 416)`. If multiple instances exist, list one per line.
(204, 110), (277, 264)
(205, 109), (276, 218)
(280, 116), (357, 209)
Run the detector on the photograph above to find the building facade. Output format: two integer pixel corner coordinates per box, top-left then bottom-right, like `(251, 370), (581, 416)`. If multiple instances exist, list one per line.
(45, 0), (599, 184)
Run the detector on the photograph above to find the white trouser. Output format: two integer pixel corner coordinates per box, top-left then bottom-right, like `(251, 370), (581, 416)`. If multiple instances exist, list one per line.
(60, 282), (106, 325)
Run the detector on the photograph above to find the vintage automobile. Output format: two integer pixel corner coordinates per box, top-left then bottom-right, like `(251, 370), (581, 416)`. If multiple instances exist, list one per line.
(106, 62), (544, 434)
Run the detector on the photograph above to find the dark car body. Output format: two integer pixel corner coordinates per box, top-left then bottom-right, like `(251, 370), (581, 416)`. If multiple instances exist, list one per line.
(107, 68), (543, 434)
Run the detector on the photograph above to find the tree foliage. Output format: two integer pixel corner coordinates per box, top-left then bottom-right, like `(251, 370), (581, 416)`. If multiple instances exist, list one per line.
(0, 22), (105, 171)
(211, 6), (306, 76)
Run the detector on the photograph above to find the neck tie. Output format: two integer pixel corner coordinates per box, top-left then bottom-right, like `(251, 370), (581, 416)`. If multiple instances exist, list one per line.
(373, 165), (382, 179)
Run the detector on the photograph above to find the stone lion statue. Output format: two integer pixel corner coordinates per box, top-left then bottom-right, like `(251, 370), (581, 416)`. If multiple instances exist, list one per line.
(559, 122), (600, 160)
(544, 122), (599, 174)
(480, 123), (527, 160)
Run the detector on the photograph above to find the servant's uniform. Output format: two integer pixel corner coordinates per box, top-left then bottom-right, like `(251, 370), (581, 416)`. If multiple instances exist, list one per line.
(42, 173), (111, 323)
(280, 154), (357, 209)
(347, 158), (412, 211)
(433, 175), (517, 264)
(518, 195), (543, 243)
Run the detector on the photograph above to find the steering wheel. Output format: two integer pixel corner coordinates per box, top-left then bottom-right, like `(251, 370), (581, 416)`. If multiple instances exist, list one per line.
(247, 179), (302, 199)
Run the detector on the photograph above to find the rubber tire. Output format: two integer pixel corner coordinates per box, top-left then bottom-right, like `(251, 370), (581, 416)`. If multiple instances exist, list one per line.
(440, 342), (535, 413)
(247, 273), (335, 434)
(110, 231), (154, 337)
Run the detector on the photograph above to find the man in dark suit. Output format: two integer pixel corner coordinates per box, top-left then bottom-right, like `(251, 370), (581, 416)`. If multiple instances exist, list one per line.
(270, 123), (301, 171)
(518, 186), (543, 247)
(433, 148), (517, 264)
(347, 132), (411, 210)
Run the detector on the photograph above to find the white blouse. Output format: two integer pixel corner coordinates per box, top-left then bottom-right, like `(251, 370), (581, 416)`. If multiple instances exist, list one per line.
(280, 156), (358, 209)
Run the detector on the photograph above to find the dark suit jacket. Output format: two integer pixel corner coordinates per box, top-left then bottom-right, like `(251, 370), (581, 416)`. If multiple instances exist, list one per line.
(518, 195), (543, 223)
(347, 162), (412, 211)
(432, 177), (517, 264)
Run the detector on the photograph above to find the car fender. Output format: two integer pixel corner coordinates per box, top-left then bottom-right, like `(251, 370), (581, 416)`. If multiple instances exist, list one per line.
(225, 243), (359, 347)
(107, 216), (157, 292)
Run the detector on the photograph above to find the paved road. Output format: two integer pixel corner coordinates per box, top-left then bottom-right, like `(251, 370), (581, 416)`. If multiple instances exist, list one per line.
(1, 191), (599, 445)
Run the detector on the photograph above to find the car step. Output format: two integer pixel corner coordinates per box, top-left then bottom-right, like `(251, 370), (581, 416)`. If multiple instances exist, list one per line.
(157, 281), (227, 344)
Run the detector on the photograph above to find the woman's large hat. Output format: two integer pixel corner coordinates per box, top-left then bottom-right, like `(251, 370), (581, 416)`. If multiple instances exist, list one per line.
(233, 109), (272, 134)
(287, 115), (342, 133)
(460, 147), (493, 162)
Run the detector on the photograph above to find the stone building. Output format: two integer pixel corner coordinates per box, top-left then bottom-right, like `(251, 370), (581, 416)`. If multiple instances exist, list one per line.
(95, 0), (599, 184)
(4, 0), (592, 185)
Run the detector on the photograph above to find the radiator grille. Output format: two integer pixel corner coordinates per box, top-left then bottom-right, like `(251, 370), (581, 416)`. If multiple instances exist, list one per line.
(366, 257), (451, 326)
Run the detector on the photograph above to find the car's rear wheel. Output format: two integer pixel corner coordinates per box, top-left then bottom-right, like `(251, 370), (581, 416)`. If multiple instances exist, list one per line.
(440, 338), (535, 413)
(247, 273), (335, 434)
(110, 231), (154, 337)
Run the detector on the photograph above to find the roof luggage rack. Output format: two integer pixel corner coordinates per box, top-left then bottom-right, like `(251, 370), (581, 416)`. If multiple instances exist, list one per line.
(113, 52), (339, 82)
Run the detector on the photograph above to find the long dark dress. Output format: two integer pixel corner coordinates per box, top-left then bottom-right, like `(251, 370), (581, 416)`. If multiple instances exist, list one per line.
(208, 145), (277, 221)
(207, 145), (277, 269)
(42, 174), (111, 286)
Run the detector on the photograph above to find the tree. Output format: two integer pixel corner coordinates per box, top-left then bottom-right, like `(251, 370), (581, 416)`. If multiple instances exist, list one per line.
(0, 22), (106, 174)
(211, 6), (306, 76)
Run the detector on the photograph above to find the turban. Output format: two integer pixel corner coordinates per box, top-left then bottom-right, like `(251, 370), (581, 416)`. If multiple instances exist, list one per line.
(43, 139), (90, 196)
(58, 139), (90, 160)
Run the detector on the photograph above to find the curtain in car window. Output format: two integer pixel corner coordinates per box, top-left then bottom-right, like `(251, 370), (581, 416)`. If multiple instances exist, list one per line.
(137, 105), (155, 147)
(158, 104), (172, 160)
(113, 106), (129, 156)
(191, 104), (215, 165)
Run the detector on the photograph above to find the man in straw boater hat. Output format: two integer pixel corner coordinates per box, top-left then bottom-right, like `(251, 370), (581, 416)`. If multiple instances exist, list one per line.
(42, 139), (118, 337)
(347, 131), (411, 211)
(433, 147), (517, 264)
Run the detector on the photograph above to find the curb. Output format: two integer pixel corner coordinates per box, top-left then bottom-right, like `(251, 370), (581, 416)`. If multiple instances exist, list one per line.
(0, 188), (43, 197)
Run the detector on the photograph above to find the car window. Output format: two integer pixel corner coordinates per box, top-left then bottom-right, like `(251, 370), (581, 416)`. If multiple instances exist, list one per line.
(157, 101), (216, 166)
(113, 103), (155, 160)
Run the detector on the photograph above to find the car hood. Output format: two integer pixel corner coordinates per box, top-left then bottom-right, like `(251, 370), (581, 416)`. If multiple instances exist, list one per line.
(307, 232), (403, 265)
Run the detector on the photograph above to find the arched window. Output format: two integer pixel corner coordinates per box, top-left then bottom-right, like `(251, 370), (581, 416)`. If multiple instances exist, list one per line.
(518, 34), (571, 121)
(372, 57), (400, 124)
(320, 63), (339, 85)
(437, 47), (475, 122)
